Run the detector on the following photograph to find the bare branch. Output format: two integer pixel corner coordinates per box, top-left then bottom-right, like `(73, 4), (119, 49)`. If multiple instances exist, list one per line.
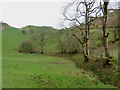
(72, 34), (84, 45)
(63, 12), (81, 25)
(89, 31), (95, 37)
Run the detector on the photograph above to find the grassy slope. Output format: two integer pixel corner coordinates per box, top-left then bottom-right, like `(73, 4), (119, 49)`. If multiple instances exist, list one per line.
(2, 27), (115, 88)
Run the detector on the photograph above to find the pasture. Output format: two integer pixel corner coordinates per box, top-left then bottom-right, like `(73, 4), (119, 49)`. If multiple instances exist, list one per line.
(2, 27), (116, 88)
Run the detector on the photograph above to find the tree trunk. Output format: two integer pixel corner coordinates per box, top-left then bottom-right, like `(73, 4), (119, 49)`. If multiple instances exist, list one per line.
(40, 37), (44, 54)
(113, 29), (117, 40)
(72, 34), (88, 62)
(85, 4), (89, 56)
(87, 23), (90, 55)
(102, 2), (110, 58)
(83, 45), (88, 62)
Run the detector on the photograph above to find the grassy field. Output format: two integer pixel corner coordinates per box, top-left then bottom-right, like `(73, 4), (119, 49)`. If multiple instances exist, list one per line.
(2, 27), (116, 88)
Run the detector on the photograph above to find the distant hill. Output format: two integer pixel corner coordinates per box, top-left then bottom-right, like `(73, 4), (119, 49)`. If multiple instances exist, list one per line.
(0, 22), (15, 30)
(91, 10), (119, 28)
(21, 25), (58, 31)
(1, 22), (58, 31)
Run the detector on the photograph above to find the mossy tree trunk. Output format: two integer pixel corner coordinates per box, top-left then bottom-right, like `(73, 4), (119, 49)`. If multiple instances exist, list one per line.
(85, 4), (90, 56)
(102, 1), (110, 58)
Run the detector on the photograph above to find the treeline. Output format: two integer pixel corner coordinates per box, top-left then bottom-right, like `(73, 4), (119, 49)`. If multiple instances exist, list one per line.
(19, 25), (119, 55)
(19, 26), (82, 54)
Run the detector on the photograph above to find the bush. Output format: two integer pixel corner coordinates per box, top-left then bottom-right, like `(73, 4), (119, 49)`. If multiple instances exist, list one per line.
(19, 40), (34, 53)
(95, 40), (102, 46)
(22, 30), (26, 34)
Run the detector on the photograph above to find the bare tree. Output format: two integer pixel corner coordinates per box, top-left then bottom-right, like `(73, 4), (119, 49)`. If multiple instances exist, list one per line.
(66, 28), (80, 54)
(100, 0), (110, 57)
(40, 31), (44, 54)
(33, 28), (46, 54)
(63, 0), (101, 62)
(57, 29), (67, 54)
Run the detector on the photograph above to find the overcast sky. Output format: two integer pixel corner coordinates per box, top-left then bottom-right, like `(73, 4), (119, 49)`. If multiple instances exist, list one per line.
(1, 2), (66, 29)
(0, 0), (119, 29)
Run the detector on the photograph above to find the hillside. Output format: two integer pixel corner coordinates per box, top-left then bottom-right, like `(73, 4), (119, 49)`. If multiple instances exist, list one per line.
(0, 22), (9, 30)
(1, 0), (119, 87)
(2, 24), (116, 88)
(91, 10), (119, 28)
(1, 20), (118, 57)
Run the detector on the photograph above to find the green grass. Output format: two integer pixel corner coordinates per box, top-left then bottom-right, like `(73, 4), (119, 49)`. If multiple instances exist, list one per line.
(2, 27), (116, 88)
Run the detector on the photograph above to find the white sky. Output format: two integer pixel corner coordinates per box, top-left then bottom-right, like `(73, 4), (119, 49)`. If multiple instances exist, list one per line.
(0, 0), (120, 29)
(1, 2), (66, 29)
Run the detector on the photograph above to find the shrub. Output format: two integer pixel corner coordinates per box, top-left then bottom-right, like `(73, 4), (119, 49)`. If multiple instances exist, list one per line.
(19, 40), (34, 53)
(22, 30), (26, 34)
(95, 40), (102, 46)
